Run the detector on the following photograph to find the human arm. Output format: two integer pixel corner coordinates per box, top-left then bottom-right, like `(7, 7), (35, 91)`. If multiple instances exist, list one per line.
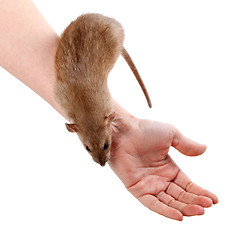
(0, 0), (61, 115)
(0, 0), (218, 221)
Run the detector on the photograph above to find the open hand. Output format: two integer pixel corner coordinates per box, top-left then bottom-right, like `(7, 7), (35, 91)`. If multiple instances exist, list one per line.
(109, 118), (218, 221)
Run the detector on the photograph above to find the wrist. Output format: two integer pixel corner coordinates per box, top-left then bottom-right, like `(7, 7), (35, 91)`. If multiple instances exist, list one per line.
(111, 99), (139, 133)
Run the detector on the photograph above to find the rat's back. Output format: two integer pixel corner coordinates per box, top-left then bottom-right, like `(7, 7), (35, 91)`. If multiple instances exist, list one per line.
(54, 13), (124, 120)
(55, 13), (124, 85)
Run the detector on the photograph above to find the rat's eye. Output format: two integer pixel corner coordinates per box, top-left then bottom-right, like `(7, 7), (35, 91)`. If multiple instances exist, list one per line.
(86, 146), (91, 152)
(104, 142), (109, 150)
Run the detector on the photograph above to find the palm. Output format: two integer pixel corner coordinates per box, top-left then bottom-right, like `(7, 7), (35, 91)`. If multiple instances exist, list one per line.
(109, 119), (218, 221)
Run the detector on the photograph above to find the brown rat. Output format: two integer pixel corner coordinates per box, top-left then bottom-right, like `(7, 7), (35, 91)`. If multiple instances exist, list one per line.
(54, 13), (151, 166)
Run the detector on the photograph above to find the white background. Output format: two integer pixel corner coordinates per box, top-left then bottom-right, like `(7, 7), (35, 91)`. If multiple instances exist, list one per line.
(0, 0), (236, 239)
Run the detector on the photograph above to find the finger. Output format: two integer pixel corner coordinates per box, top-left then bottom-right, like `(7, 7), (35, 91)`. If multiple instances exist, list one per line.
(165, 182), (213, 207)
(173, 170), (219, 204)
(138, 194), (183, 221)
(171, 127), (207, 156)
(157, 192), (204, 216)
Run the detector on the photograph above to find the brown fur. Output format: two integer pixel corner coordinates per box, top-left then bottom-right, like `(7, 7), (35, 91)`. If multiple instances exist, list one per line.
(54, 13), (151, 166)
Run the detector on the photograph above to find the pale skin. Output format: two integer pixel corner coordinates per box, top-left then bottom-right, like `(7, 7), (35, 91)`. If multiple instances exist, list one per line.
(0, 0), (218, 221)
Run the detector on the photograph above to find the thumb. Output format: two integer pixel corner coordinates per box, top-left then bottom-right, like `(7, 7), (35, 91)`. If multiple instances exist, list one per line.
(171, 127), (207, 156)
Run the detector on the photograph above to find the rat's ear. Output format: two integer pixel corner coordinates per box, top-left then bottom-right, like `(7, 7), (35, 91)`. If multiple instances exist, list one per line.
(65, 123), (80, 133)
(104, 112), (116, 126)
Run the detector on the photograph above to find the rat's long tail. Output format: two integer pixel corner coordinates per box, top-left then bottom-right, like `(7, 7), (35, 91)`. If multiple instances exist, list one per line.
(121, 47), (152, 108)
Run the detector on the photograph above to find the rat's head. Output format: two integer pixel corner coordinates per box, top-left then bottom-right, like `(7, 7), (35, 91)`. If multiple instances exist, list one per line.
(65, 112), (115, 166)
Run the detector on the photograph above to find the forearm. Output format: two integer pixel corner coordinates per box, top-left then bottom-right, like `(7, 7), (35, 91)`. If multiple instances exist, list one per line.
(0, 0), (61, 115)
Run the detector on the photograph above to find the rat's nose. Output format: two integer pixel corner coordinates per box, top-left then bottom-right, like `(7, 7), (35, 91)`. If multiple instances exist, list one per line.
(99, 158), (107, 167)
